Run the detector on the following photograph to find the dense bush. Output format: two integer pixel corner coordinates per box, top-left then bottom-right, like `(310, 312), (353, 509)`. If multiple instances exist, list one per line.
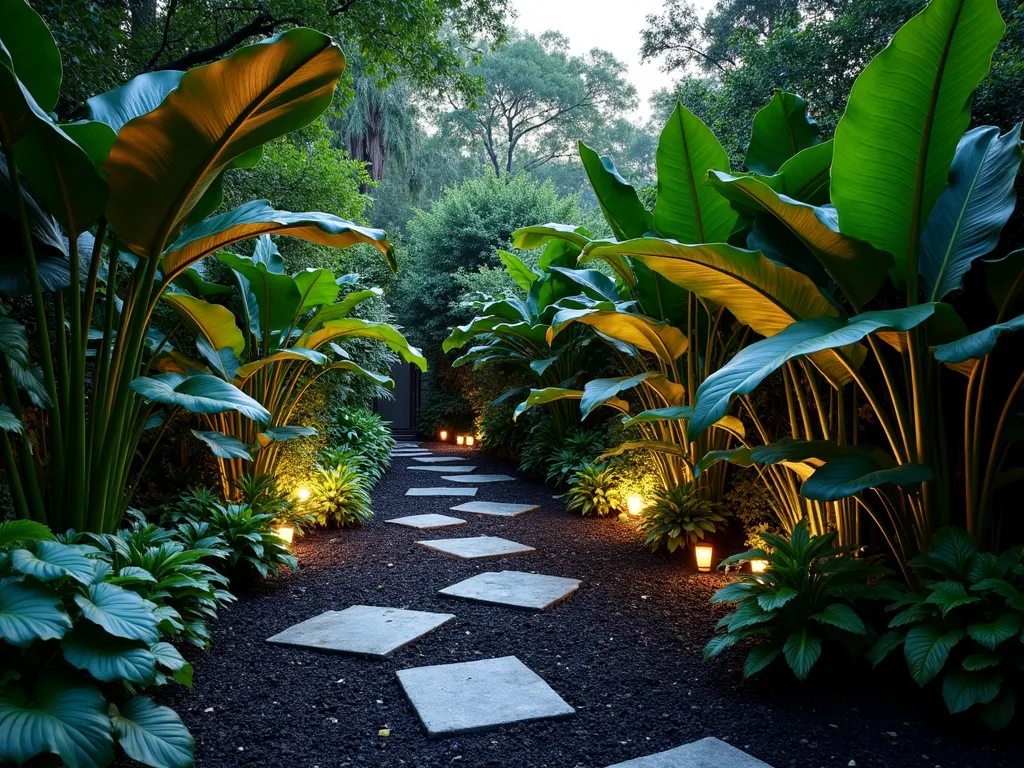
(871, 529), (1024, 729)
(705, 520), (890, 681)
(309, 464), (374, 528)
(638, 484), (725, 554)
(0, 521), (195, 768)
(325, 406), (396, 481)
(565, 463), (624, 517)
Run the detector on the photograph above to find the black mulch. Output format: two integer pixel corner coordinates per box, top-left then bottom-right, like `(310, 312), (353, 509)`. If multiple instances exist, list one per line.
(162, 443), (1024, 768)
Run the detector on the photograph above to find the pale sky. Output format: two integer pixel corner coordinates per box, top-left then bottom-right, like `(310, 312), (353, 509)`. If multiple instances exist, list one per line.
(510, 0), (715, 121)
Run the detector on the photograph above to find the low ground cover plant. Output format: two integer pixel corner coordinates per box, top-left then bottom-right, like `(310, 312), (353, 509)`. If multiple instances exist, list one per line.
(0, 521), (195, 768)
(638, 484), (725, 554)
(565, 462), (624, 517)
(705, 520), (890, 680)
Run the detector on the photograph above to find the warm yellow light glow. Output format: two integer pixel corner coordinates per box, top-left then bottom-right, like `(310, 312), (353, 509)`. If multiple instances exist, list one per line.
(295, 486), (311, 502)
(456, 435), (465, 445)
(626, 494), (645, 517)
(750, 559), (768, 573)
(466, 435), (475, 447)
(440, 430), (448, 441)
(275, 525), (294, 545)
(695, 544), (714, 572)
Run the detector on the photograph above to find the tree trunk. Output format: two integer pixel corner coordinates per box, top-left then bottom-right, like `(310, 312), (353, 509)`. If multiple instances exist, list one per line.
(348, 104), (386, 194)
(129, 0), (158, 33)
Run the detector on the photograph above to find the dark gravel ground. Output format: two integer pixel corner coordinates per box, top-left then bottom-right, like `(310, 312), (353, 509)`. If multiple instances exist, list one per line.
(164, 443), (1024, 768)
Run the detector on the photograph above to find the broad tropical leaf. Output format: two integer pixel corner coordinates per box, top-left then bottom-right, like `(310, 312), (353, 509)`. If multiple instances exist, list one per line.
(904, 623), (965, 685)
(293, 267), (339, 314)
(60, 626), (156, 684)
(933, 314), (1024, 363)
(0, 156), (69, 295)
(549, 308), (688, 363)
(191, 430), (252, 460)
(0, 579), (71, 647)
(513, 223), (593, 252)
(11, 541), (94, 585)
(0, 519), (53, 547)
(498, 250), (539, 291)
(104, 28), (347, 257)
(235, 348), (327, 379)
(0, 675), (113, 768)
(801, 457), (932, 501)
(578, 141), (653, 240)
(86, 71), (185, 133)
(942, 669), (1002, 714)
(162, 294), (244, 356)
(301, 318), (426, 371)
(513, 387), (583, 421)
(830, 0), (1005, 280)
(306, 287), (383, 330)
(0, 404), (23, 435)
(920, 125), (1023, 300)
(761, 141), (834, 205)
(708, 171), (892, 306)
(112, 696), (195, 768)
(580, 374), (647, 418)
(0, 0), (62, 112)
(73, 583), (159, 643)
(653, 103), (736, 243)
(745, 90), (820, 175)
(258, 426), (318, 446)
(130, 373), (271, 423)
(689, 305), (942, 437)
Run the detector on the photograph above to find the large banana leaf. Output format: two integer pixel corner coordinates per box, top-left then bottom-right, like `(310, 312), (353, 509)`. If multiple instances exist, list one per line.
(130, 373), (271, 423)
(920, 125), (1023, 301)
(190, 430), (252, 460)
(164, 200), (393, 280)
(161, 294), (244, 356)
(757, 141), (834, 206)
(745, 90), (820, 175)
(583, 239), (840, 337)
(580, 374), (648, 418)
(708, 171), (893, 307)
(513, 387), (583, 421)
(235, 348), (327, 380)
(578, 141), (653, 240)
(933, 313), (1024, 363)
(653, 103), (736, 243)
(689, 305), (945, 437)
(0, 0), (61, 113)
(513, 223), (593, 252)
(301, 318), (426, 371)
(294, 268), (338, 314)
(217, 250), (301, 336)
(830, 0), (1005, 281)
(104, 28), (346, 257)
(549, 307), (688, 363)
(499, 250), (539, 291)
(85, 71), (185, 133)
(305, 288), (382, 331)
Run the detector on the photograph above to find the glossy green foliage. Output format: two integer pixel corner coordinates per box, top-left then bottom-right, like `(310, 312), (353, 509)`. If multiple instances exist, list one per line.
(308, 463), (373, 528)
(324, 405), (396, 484)
(637, 483), (725, 554)
(565, 462), (624, 517)
(705, 520), (891, 681)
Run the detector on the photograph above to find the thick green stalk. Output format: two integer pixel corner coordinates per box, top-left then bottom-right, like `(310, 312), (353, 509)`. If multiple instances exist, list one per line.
(0, 353), (46, 521)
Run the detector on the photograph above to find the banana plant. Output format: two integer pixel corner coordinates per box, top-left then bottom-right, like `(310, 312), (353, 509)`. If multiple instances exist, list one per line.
(0, 4), (396, 533)
(154, 235), (425, 496)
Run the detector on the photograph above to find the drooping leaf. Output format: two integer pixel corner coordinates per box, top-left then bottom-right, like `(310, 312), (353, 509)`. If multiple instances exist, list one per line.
(933, 314), (1024, 363)
(830, 0), (1006, 282)
(920, 124), (1023, 300)
(11, 541), (94, 585)
(810, 603), (867, 634)
(498, 250), (539, 291)
(801, 457), (933, 501)
(548, 267), (619, 302)
(513, 223), (594, 252)
(234, 348), (327, 380)
(761, 140), (834, 205)
(74, 582), (159, 644)
(190, 430), (252, 461)
(513, 387), (583, 421)
(653, 103), (736, 243)
(942, 669), (1003, 714)
(0, 404), (23, 435)
(549, 307), (688, 363)
(0, 519), (54, 547)
(306, 287), (383, 331)
(300, 318), (426, 371)
(130, 373), (271, 423)
(195, 337), (240, 381)
(745, 90), (820, 175)
(170, 266), (232, 298)
(580, 374), (648, 418)
(0, 674), (113, 768)
(258, 426), (317, 446)
(578, 141), (653, 240)
(162, 294), (244, 356)
(689, 306), (941, 437)
(112, 696), (195, 768)
(104, 29), (347, 257)
(61, 626), (156, 684)
(0, 0), (62, 112)
(707, 171), (892, 306)
(966, 613), (1021, 650)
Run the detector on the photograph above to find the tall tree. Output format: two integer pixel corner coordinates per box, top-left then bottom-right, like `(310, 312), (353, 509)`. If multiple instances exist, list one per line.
(443, 30), (637, 176)
(36, 0), (512, 115)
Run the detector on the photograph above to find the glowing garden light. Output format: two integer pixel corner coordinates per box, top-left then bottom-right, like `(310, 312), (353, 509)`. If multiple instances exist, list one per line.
(750, 559), (768, 573)
(275, 525), (295, 545)
(626, 494), (645, 517)
(466, 435), (475, 447)
(440, 430), (448, 441)
(295, 486), (311, 502)
(695, 544), (714, 572)
(456, 435), (465, 445)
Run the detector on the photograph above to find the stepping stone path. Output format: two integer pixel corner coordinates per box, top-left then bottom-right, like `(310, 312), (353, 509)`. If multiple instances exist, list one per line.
(440, 474), (515, 483)
(440, 570), (580, 610)
(386, 514), (467, 530)
(406, 487), (478, 497)
(605, 737), (772, 767)
(413, 456), (465, 463)
(450, 501), (539, 517)
(265, 606), (454, 658)
(415, 535), (535, 560)
(396, 656), (575, 738)
(408, 465), (477, 473)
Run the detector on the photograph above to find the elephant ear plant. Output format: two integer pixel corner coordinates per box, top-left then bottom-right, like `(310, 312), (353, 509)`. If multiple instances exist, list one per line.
(0, 520), (195, 768)
(0, 2), (396, 534)
(156, 234), (424, 496)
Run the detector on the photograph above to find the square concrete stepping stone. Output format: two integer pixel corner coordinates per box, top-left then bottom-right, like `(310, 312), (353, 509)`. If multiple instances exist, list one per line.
(451, 501), (539, 518)
(265, 605), (454, 658)
(386, 514), (468, 530)
(396, 656), (574, 738)
(406, 487), (478, 497)
(413, 456), (464, 463)
(416, 536), (534, 560)
(440, 474), (515, 483)
(408, 465), (477, 473)
(606, 738), (773, 767)
(393, 449), (432, 454)
(440, 571), (580, 610)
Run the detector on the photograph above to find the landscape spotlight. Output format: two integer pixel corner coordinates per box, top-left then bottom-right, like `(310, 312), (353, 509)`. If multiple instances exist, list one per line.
(695, 544), (714, 572)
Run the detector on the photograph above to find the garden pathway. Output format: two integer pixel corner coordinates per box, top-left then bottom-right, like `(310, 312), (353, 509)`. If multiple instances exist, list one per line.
(166, 441), (1016, 768)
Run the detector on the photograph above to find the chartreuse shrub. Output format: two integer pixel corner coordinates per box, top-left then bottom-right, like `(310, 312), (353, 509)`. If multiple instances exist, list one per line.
(0, 2), (401, 534)
(308, 463), (373, 528)
(0, 521), (195, 767)
(638, 484), (725, 554)
(871, 528), (1024, 730)
(325, 405), (396, 481)
(565, 462), (623, 517)
(704, 520), (891, 681)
